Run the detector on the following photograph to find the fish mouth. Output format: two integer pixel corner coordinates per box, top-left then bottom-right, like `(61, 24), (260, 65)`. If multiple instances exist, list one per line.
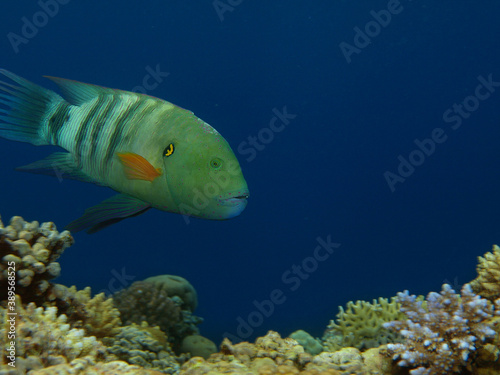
(217, 189), (250, 206)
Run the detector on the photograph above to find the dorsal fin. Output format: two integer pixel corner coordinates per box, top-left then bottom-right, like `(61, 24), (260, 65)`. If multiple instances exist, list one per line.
(44, 76), (112, 106)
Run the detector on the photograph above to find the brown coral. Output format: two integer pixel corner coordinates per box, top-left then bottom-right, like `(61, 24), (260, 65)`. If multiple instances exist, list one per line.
(106, 322), (181, 373)
(143, 274), (198, 312)
(0, 215), (74, 305)
(470, 244), (500, 300)
(113, 279), (202, 351)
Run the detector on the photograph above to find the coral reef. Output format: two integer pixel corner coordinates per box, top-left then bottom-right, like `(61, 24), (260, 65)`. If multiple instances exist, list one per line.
(384, 283), (498, 375)
(143, 275), (198, 312)
(179, 330), (394, 374)
(45, 285), (122, 339)
(179, 334), (217, 359)
(0, 299), (107, 374)
(289, 330), (324, 355)
(106, 322), (182, 373)
(113, 279), (202, 351)
(323, 296), (404, 351)
(0, 215), (73, 305)
(29, 360), (168, 375)
(470, 244), (500, 301)
(4, 213), (500, 375)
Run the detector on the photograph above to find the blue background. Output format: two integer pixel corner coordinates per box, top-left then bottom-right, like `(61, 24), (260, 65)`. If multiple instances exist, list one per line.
(1, 0), (500, 343)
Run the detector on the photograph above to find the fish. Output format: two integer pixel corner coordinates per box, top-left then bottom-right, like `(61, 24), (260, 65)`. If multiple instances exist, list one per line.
(0, 70), (249, 233)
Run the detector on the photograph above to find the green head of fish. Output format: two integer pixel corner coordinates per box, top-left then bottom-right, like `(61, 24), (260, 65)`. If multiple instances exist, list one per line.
(160, 112), (249, 220)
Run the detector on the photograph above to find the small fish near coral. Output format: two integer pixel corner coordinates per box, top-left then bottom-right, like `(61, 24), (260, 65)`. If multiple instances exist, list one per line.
(0, 70), (249, 233)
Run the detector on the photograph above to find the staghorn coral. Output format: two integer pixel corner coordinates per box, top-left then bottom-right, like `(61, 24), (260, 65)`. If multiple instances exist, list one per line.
(113, 279), (202, 351)
(180, 331), (394, 375)
(0, 215), (74, 305)
(0, 300), (108, 374)
(106, 322), (181, 374)
(470, 244), (500, 301)
(323, 296), (405, 351)
(384, 283), (498, 375)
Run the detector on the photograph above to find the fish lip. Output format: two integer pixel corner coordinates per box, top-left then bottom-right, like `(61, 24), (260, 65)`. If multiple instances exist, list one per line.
(217, 189), (249, 206)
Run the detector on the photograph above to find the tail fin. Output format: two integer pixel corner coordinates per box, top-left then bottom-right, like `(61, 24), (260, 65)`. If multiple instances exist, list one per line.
(0, 69), (63, 145)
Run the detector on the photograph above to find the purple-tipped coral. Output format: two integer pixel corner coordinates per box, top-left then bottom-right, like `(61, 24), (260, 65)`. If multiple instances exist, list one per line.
(383, 284), (497, 375)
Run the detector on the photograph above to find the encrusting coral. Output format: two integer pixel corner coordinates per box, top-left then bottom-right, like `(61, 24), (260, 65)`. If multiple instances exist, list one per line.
(383, 283), (498, 375)
(470, 244), (500, 301)
(0, 215), (74, 305)
(289, 330), (324, 355)
(322, 296), (405, 351)
(179, 330), (394, 374)
(106, 322), (182, 374)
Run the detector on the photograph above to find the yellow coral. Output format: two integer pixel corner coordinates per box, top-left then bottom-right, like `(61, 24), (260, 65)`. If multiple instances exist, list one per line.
(323, 297), (405, 351)
(44, 285), (122, 339)
(470, 244), (500, 300)
(83, 292), (122, 338)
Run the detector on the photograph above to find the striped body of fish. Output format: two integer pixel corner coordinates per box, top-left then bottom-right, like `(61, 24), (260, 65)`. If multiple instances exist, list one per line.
(0, 70), (249, 233)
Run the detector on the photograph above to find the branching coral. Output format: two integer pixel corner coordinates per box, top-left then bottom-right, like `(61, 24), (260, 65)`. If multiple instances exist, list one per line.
(0, 215), (74, 305)
(470, 244), (500, 301)
(0, 300), (108, 374)
(384, 283), (497, 375)
(323, 296), (405, 351)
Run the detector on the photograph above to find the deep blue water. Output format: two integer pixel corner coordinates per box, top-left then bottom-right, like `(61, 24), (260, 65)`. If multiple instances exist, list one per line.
(1, 1), (500, 344)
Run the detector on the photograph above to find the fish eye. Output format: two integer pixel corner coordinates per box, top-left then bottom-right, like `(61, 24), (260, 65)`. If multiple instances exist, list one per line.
(210, 157), (223, 170)
(163, 143), (174, 157)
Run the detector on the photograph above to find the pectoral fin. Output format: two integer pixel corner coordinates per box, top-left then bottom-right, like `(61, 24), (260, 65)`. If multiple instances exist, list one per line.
(66, 194), (151, 234)
(117, 152), (162, 182)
